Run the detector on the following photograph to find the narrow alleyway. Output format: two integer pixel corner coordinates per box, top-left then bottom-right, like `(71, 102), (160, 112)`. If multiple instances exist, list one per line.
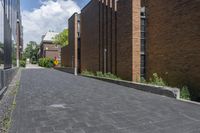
(10, 69), (200, 133)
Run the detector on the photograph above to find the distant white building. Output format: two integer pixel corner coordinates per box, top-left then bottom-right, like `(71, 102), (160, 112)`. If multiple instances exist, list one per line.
(42, 31), (59, 43)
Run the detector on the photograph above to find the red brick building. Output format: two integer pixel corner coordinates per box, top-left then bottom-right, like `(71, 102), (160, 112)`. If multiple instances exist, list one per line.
(63, 0), (200, 100)
(81, 0), (141, 81)
(144, 0), (200, 100)
(61, 13), (81, 73)
(39, 32), (61, 61)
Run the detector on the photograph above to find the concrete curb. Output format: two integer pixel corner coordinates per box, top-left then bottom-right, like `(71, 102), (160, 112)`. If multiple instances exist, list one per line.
(178, 99), (200, 105)
(0, 87), (7, 100)
(82, 75), (180, 99)
(0, 67), (19, 100)
(0, 68), (21, 132)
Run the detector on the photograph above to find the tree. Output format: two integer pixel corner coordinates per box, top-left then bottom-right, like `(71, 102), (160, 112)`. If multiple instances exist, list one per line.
(53, 29), (68, 46)
(0, 41), (3, 48)
(0, 42), (3, 65)
(24, 41), (39, 63)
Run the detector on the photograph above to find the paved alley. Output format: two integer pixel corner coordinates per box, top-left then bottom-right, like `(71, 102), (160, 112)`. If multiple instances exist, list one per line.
(10, 69), (200, 133)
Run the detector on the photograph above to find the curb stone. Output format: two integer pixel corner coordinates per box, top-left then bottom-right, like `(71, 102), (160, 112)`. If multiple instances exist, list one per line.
(81, 75), (180, 99)
(0, 69), (21, 133)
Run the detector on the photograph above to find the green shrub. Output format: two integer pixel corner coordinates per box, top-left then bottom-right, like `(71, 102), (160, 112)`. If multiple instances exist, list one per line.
(12, 60), (17, 67)
(31, 60), (37, 64)
(140, 77), (147, 83)
(38, 58), (54, 68)
(81, 70), (95, 76)
(180, 86), (191, 100)
(149, 73), (166, 86)
(82, 70), (121, 80)
(103, 72), (121, 80)
(19, 60), (26, 67)
(96, 71), (104, 77)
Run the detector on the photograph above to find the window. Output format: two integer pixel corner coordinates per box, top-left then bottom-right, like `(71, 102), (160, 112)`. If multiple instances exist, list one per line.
(141, 32), (145, 39)
(140, 7), (146, 78)
(141, 39), (145, 52)
(141, 25), (145, 32)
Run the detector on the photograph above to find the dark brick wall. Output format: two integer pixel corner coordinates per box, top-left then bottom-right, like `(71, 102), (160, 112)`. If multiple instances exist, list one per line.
(117, 0), (141, 81)
(145, 0), (200, 99)
(80, 0), (141, 81)
(81, 0), (100, 72)
(61, 45), (70, 67)
(81, 0), (118, 74)
(68, 13), (78, 68)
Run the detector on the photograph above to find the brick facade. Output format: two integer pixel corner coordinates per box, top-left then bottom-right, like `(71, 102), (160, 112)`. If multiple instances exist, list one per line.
(61, 45), (70, 67)
(68, 13), (79, 69)
(145, 0), (200, 99)
(81, 0), (100, 72)
(61, 13), (80, 72)
(66, 0), (200, 99)
(80, 0), (141, 81)
(81, 0), (116, 73)
(40, 42), (61, 60)
(117, 0), (141, 81)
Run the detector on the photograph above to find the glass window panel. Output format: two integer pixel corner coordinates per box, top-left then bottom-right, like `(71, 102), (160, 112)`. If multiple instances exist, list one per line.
(141, 25), (145, 32)
(141, 32), (145, 38)
(141, 19), (145, 25)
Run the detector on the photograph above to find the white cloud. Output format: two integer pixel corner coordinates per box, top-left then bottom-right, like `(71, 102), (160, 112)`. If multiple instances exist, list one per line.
(22, 0), (80, 47)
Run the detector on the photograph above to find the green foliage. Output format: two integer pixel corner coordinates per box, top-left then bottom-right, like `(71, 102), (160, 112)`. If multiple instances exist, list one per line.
(21, 54), (26, 61)
(149, 73), (166, 86)
(23, 41), (39, 63)
(38, 58), (54, 68)
(81, 70), (95, 76)
(0, 41), (3, 48)
(180, 86), (191, 100)
(104, 72), (121, 80)
(19, 60), (26, 67)
(82, 70), (121, 80)
(96, 71), (104, 77)
(12, 60), (17, 67)
(53, 29), (68, 46)
(140, 77), (147, 83)
(31, 60), (37, 64)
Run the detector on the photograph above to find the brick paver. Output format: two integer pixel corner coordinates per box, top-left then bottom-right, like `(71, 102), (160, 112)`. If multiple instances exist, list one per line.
(10, 69), (200, 133)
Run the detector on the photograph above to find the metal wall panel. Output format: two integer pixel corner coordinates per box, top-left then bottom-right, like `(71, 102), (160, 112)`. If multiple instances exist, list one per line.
(0, 0), (21, 92)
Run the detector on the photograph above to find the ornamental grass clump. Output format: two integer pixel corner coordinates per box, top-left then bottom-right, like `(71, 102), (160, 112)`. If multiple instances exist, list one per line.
(149, 73), (167, 86)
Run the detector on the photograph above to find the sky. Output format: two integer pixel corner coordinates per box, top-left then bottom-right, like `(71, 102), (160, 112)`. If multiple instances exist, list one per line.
(21, 0), (89, 47)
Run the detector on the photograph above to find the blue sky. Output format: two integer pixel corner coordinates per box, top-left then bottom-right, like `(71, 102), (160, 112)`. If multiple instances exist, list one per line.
(21, 0), (90, 46)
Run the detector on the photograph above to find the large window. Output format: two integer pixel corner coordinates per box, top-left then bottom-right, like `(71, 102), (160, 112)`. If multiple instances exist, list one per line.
(0, 0), (21, 69)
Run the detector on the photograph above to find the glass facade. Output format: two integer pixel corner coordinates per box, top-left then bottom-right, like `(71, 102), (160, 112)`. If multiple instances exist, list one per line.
(0, 0), (22, 69)
(141, 7), (146, 78)
(0, 1), (4, 68)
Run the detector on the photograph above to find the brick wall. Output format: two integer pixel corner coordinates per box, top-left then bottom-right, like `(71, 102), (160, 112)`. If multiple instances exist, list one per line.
(145, 0), (200, 99)
(81, 0), (100, 72)
(117, 0), (141, 81)
(41, 43), (61, 60)
(61, 45), (70, 67)
(80, 0), (141, 81)
(80, 0), (118, 74)
(68, 13), (79, 68)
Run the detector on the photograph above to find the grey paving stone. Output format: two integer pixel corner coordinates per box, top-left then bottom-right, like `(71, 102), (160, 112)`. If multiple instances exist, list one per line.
(9, 69), (200, 133)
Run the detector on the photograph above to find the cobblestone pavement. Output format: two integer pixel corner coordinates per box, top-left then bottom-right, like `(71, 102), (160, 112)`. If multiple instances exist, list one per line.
(25, 64), (42, 69)
(10, 69), (200, 133)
